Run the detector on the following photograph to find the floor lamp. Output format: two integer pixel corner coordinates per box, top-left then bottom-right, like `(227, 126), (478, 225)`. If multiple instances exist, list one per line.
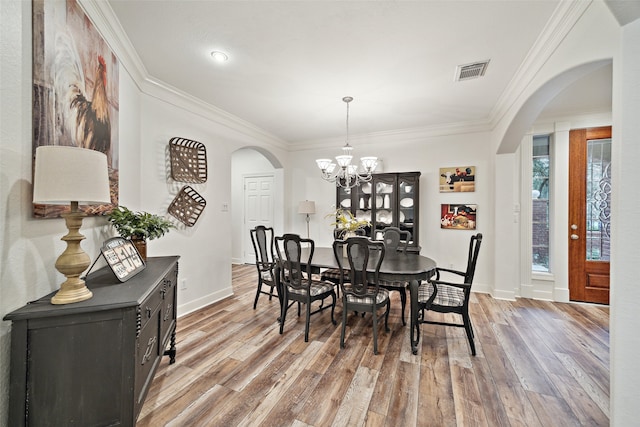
(32, 145), (111, 304)
(298, 200), (316, 239)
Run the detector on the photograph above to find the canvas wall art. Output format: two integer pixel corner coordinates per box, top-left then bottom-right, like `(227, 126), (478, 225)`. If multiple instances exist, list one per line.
(441, 204), (477, 230)
(439, 166), (475, 192)
(32, 0), (119, 218)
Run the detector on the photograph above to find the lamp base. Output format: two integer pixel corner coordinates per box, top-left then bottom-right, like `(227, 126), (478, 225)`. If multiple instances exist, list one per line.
(51, 204), (93, 305)
(51, 278), (93, 304)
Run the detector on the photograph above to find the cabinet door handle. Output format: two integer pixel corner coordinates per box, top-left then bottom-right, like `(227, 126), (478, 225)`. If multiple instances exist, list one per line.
(146, 307), (152, 318)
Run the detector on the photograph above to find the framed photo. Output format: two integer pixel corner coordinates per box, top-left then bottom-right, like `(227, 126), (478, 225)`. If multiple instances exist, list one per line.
(441, 204), (477, 230)
(32, 0), (119, 218)
(439, 166), (475, 192)
(101, 237), (146, 282)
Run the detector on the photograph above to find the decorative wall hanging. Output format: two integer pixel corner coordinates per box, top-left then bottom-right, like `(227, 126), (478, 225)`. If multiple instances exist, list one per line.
(439, 166), (476, 193)
(32, 0), (119, 218)
(169, 137), (208, 183)
(441, 204), (477, 230)
(168, 186), (207, 227)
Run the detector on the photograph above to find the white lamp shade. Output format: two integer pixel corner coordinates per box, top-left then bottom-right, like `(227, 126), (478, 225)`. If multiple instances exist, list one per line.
(298, 200), (316, 215)
(33, 145), (111, 204)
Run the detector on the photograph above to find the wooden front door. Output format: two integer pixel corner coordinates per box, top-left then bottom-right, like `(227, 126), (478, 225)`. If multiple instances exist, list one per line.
(568, 126), (611, 304)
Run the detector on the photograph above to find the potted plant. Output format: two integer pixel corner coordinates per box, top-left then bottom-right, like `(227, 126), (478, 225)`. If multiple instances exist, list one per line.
(106, 206), (174, 259)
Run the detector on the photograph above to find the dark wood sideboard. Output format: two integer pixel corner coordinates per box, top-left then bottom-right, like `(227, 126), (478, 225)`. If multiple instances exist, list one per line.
(3, 256), (179, 426)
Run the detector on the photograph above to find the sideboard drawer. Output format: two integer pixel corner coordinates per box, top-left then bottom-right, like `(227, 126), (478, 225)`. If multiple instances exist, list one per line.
(140, 284), (163, 332)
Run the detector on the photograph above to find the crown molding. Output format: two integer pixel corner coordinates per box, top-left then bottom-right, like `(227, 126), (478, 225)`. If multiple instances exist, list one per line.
(489, 0), (592, 127)
(79, 0), (288, 150)
(289, 118), (492, 152)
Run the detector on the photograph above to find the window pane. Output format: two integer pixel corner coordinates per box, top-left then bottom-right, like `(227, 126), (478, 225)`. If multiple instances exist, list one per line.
(586, 138), (611, 261)
(532, 135), (550, 272)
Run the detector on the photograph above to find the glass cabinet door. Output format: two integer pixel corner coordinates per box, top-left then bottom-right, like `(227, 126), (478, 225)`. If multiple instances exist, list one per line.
(336, 185), (353, 213)
(398, 173), (419, 248)
(355, 182), (373, 235)
(371, 174), (396, 240)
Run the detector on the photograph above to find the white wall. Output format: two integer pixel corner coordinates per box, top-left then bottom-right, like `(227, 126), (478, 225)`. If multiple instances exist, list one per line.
(610, 16), (640, 427)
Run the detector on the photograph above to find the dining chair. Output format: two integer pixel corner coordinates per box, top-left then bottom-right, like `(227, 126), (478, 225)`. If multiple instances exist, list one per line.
(249, 225), (277, 310)
(275, 233), (337, 342)
(412, 233), (483, 355)
(320, 228), (366, 293)
(378, 227), (411, 325)
(333, 236), (390, 355)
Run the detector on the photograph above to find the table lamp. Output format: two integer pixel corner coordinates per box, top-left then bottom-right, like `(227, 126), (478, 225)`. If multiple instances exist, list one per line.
(32, 145), (111, 304)
(298, 200), (315, 238)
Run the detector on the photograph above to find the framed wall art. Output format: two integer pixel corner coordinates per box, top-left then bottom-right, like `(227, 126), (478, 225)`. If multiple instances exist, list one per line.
(439, 166), (475, 192)
(441, 204), (477, 230)
(32, 0), (119, 218)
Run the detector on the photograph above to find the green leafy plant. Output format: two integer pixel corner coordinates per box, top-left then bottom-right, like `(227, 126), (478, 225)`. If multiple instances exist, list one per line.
(106, 206), (173, 240)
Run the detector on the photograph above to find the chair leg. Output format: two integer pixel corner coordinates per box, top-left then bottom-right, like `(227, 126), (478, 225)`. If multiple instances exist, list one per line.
(330, 293), (337, 325)
(384, 300), (390, 332)
(268, 284), (274, 301)
(253, 279), (262, 310)
(279, 295), (288, 335)
(304, 301), (311, 342)
(372, 307), (379, 355)
(463, 312), (476, 356)
(340, 301), (347, 349)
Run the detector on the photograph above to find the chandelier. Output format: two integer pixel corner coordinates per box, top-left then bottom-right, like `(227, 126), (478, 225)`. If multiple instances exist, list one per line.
(315, 96), (378, 189)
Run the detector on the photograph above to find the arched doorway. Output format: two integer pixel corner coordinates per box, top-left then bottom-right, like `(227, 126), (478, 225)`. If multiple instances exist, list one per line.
(230, 146), (284, 264)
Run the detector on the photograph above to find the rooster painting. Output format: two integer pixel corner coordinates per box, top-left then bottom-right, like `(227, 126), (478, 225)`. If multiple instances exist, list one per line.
(33, 0), (118, 217)
(54, 32), (112, 164)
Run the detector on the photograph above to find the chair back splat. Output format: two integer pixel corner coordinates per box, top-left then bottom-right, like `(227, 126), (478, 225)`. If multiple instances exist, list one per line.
(249, 226), (277, 309)
(275, 234), (337, 342)
(333, 237), (390, 355)
(377, 227), (412, 325)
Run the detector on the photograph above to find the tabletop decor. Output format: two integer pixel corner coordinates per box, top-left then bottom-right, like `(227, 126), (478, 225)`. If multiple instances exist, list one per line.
(106, 206), (173, 259)
(329, 208), (370, 238)
(32, 145), (111, 304)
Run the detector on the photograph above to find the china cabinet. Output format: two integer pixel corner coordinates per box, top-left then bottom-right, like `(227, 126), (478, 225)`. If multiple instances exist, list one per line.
(336, 172), (420, 251)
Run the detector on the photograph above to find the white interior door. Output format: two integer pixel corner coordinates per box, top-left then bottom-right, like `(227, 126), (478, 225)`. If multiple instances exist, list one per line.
(244, 174), (274, 263)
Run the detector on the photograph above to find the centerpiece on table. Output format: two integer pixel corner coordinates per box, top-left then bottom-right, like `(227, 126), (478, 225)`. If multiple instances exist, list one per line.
(106, 206), (174, 260)
(330, 208), (370, 238)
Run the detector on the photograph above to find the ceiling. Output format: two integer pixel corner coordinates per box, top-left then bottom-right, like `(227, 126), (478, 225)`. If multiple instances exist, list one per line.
(107, 1), (615, 145)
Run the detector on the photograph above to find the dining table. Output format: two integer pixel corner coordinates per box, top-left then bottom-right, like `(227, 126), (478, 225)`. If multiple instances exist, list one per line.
(286, 246), (437, 354)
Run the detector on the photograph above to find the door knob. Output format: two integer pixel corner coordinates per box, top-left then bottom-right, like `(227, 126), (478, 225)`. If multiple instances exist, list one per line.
(571, 224), (578, 230)
(571, 234), (579, 240)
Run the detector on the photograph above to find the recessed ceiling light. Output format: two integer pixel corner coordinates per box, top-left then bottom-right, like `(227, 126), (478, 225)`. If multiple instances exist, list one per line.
(210, 51), (229, 63)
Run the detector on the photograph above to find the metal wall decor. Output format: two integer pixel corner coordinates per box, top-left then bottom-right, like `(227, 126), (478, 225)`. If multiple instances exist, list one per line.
(168, 185), (207, 227)
(169, 137), (208, 183)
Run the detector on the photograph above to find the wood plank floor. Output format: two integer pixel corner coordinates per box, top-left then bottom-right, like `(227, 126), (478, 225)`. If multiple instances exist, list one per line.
(138, 264), (610, 426)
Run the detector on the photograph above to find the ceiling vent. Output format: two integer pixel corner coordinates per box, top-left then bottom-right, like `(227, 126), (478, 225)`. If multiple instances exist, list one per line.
(455, 60), (490, 81)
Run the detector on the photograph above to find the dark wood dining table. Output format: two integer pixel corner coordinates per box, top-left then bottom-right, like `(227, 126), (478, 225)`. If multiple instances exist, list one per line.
(291, 247), (437, 354)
